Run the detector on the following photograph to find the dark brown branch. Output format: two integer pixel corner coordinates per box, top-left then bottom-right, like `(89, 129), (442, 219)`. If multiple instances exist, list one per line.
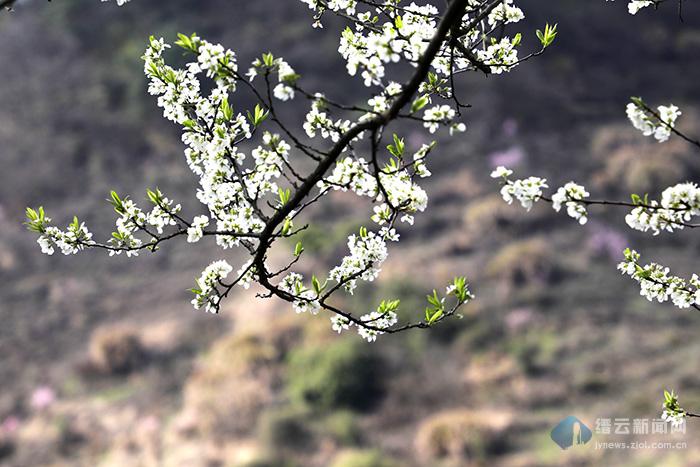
(248, 0), (505, 331)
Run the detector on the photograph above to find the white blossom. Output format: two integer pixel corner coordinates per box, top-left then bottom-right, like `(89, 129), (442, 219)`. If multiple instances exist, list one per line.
(490, 166), (513, 178)
(331, 315), (353, 333)
(273, 83), (295, 101)
(618, 249), (700, 309)
(101, 0), (130, 6)
(605, 0), (654, 15)
(476, 36), (521, 74)
(499, 176), (548, 211)
(551, 182), (590, 225)
(626, 101), (681, 143)
(423, 104), (456, 134)
(625, 183), (700, 235)
(488, 0), (525, 27)
(29, 1), (530, 339)
(187, 215), (209, 243)
(191, 260), (234, 313)
(329, 230), (390, 294)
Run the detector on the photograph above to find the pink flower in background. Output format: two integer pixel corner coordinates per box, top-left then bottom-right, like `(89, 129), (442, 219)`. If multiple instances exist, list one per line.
(488, 146), (526, 169)
(586, 223), (628, 261)
(407, 130), (429, 149)
(138, 415), (160, 434)
(30, 386), (56, 411)
(502, 118), (519, 138)
(505, 308), (535, 333)
(1, 416), (20, 435)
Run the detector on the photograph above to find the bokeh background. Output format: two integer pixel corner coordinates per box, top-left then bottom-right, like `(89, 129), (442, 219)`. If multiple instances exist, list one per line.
(1, 0), (700, 465)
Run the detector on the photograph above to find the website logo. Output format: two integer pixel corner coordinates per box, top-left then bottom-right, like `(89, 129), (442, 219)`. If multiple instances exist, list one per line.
(550, 415), (592, 450)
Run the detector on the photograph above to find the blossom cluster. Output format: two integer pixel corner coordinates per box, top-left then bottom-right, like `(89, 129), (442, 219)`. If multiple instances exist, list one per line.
(476, 35), (522, 74)
(607, 0), (655, 15)
(319, 135), (430, 228)
(625, 183), (700, 235)
(618, 249), (700, 309)
(626, 100), (681, 143)
(491, 167), (593, 223)
(34, 216), (93, 256)
(423, 105), (459, 134)
(191, 260), (234, 313)
(247, 53), (298, 101)
(278, 272), (322, 315)
(187, 215), (209, 243)
(145, 35), (294, 255)
(358, 311), (399, 342)
(661, 390), (688, 429)
(487, 0), (525, 26)
(329, 228), (391, 294)
(490, 166), (547, 211)
(308, 0), (527, 126)
(551, 182), (590, 225)
(105, 190), (182, 257)
(303, 96), (353, 142)
(30, 0), (523, 340)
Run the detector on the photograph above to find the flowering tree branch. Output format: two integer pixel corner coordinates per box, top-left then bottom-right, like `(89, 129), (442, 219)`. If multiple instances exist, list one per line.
(27, 0), (556, 341)
(14, 0), (699, 428)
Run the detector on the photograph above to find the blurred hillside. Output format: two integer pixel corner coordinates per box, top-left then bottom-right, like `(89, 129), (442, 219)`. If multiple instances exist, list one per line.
(1, 0), (700, 466)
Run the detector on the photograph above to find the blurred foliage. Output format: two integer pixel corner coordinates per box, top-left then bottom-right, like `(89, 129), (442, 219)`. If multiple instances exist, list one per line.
(330, 449), (398, 467)
(287, 338), (385, 412)
(2, 0), (700, 466)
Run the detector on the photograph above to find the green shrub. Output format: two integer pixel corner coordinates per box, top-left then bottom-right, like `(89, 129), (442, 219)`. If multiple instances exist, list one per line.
(257, 406), (313, 452)
(322, 410), (363, 446)
(330, 449), (397, 467)
(87, 325), (147, 375)
(415, 410), (513, 462)
(507, 330), (559, 376)
(293, 220), (362, 257)
(239, 459), (298, 467)
(287, 339), (384, 412)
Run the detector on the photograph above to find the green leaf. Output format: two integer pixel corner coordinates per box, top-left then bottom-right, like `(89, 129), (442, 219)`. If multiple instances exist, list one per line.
(536, 29), (544, 44)
(537, 23), (558, 48)
(512, 33), (522, 47)
(247, 104), (269, 127)
(281, 217), (293, 235)
(182, 119), (197, 129)
(378, 299), (400, 314)
(386, 133), (405, 158)
(220, 98), (233, 121)
(108, 191), (125, 214)
(24, 206), (46, 233)
(146, 188), (162, 205)
(411, 95), (429, 114)
(25, 207), (38, 221)
(426, 290), (441, 307)
(427, 72), (438, 86)
(175, 32), (200, 53)
(294, 241), (304, 257)
(262, 52), (275, 67)
(278, 187), (291, 207)
(427, 308), (443, 325)
(311, 274), (326, 295)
